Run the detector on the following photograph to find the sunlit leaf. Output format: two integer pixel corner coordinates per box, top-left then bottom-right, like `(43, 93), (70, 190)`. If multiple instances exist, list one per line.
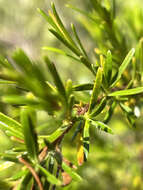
(91, 120), (114, 134)
(108, 87), (143, 96)
(0, 112), (23, 139)
(89, 67), (103, 112)
(21, 108), (38, 162)
(111, 48), (135, 87)
(44, 56), (67, 102)
(104, 50), (112, 85)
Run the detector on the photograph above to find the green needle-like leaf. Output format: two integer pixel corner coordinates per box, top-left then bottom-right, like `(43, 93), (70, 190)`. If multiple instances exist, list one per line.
(21, 108), (38, 162)
(103, 101), (117, 123)
(66, 79), (73, 98)
(119, 103), (134, 115)
(0, 112), (21, 131)
(37, 164), (62, 185)
(44, 156), (55, 189)
(17, 172), (32, 190)
(79, 56), (93, 72)
(111, 48), (135, 87)
(46, 124), (69, 143)
(83, 119), (90, 161)
(44, 56), (67, 102)
(71, 121), (83, 142)
(0, 112), (23, 139)
(91, 120), (114, 134)
(37, 8), (62, 35)
(51, 2), (78, 49)
(66, 4), (97, 22)
(90, 97), (107, 117)
(71, 23), (88, 57)
(104, 50), (112, 84)
(0, 80), (16, 84)
(108, 87), (143, 96)
(42, 46), (80, 62)
(12, 49), (33, 74)
(89, 67), (103, 112)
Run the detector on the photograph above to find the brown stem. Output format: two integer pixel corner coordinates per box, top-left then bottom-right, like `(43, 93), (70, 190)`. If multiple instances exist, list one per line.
(18, 157), (43, 190)
(63, 157), (77, 169)
(38, 146), (48, 162)
(11, 136), (24, 143)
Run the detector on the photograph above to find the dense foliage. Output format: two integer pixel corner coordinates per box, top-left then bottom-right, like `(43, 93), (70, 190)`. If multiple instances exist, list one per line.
(0, 0), (143, 189)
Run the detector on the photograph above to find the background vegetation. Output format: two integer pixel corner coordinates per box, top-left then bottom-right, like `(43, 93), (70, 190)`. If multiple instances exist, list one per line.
(0, 0), (143, 190)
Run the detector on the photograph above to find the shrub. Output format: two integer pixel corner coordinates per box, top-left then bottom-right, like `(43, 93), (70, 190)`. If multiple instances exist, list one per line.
(0, 1), (143, 189)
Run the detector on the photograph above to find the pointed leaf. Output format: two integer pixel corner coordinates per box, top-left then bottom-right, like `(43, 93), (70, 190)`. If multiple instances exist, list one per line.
(111, 48), (135, 87)
(66, 79), (73, 98)
(71, 121), (83, 142)
(104, 50), (112, 84)
(0, 80), (16, 84)
(0, 112), (22, 131)
(45, 156), (55, 189)
(119, 103), (134, 115)
(89, 67), (103, 112)
(83, 119), (90, 161)
(37, 164), (62, 185)
(37, 8), (62, 35)
(43, 47), (80, 63)
(91, 120), (114, 134)
(44, 56), (67, 102)
(108, 87), (143, 96)
(79, 56), (93, 72)
(21, 108), (38, 162)
(46, 124), (69, 143)
(0, 112), (23, 139)
(49, 29), (80, 56)
(51, 3), (78, 49)
(90, 97), (107, 117)
(17, 171), (32, 190)
(103, 101), (117, 123)
(71, 23), (87, 57)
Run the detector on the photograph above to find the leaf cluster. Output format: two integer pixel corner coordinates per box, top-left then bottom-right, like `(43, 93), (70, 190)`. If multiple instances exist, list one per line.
(0, 1), (143, 189)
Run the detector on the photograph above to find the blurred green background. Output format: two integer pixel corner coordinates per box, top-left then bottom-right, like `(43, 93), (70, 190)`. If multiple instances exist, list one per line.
(0, 0), (143, 190)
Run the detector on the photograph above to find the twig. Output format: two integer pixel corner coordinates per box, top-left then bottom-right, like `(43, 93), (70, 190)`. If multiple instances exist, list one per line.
(11, 136), (24, 143)
(38, 146), (48, 162)
(18, 157), (43, 190)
